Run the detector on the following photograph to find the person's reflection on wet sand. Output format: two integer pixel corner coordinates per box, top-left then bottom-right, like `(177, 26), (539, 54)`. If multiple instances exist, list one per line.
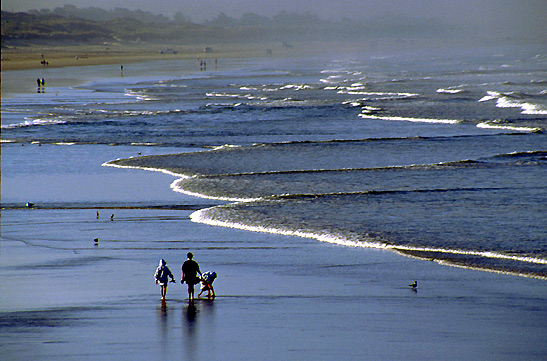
(157, 299), (169, 359)
(183, 303), (198, 359)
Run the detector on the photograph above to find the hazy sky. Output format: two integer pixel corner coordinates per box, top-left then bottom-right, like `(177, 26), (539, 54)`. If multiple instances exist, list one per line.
(2, 0), (546, 37)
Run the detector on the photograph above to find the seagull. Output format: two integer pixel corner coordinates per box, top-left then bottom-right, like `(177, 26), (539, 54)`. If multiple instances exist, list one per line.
(409, 281), (418, 289)
(110, 214), (115, 221)
(26, 202), (35, 208)
(94, 238), (99, 244)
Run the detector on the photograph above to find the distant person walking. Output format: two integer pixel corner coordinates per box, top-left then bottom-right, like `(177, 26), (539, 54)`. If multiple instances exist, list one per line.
(181, 252), (202, 302)
(155, 259), (176, 300)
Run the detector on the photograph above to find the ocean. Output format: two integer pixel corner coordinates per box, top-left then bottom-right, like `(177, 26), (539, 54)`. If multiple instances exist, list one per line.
(2, 44), (546, 280)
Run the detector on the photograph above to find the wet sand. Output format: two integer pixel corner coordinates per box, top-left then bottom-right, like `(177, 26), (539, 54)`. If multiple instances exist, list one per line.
(1, 206), (546, 360)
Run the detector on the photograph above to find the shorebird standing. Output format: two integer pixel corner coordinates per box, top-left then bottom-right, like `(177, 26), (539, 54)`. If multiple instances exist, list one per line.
(409, 281), (418, 289)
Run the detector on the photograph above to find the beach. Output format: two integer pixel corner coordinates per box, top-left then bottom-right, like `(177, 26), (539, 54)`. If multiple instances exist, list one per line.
(2, 45), (546, 360)
(0, 41), (318, 73)
(2, 202), (546, 360)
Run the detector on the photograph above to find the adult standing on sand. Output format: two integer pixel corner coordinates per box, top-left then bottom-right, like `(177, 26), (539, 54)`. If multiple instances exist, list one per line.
(181, 252), (202, 302)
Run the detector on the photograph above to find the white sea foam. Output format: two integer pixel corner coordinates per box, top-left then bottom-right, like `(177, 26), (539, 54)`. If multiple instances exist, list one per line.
(359, 114), (460, 124)
(476, 122), (541, 132)
(338, 90), (418, 99)
(1, 118), (68, 129)
(210, 144), (242, 150)
(170, 179), (256, 202)
(436, 88), (466, 94)
(102, 161), (186, 178)
(190, 206), (547, 279)
(190, 207), (386, 249)
(206, 92), (241, 98)
(130, 142), (160, 146)
(279, 84), (312, 90)
(478, 91), (547, 115)
(124, 90), (159, 101)
(359, 105), (381, 113)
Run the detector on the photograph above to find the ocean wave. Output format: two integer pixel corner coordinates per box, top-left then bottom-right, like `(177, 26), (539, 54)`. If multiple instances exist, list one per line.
(206, 92), (265, 101)
(358, 114), (461, 124)
(191, 205), (547, 279)
(337, 90), (418, 99)
(477, 122), (542, 133)
(1, 118), (68, 129)
(478, 91), (547, 115)
(102, 160), (186, 178)
(489, 150), (547, 160)
(436, 87), (468, 94)
(279, 84), (312, 91)
(130, 142), (160, 146)
(124, 90), (160, 101)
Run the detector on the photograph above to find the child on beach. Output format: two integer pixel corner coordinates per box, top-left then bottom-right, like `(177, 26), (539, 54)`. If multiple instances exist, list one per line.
(154, 259), (176, 300)
(198, 271), (217, 299)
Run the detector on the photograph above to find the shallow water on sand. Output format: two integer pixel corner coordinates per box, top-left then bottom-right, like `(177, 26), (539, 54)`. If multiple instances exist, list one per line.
(2, 207), (546, 360)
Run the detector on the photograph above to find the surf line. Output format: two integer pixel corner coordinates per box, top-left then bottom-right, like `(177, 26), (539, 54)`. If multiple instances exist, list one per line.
(358, 114), (461, 124)
(104, 159), (547, 279)
(102, 160), (259, 203)
(190, 206), (547, 280)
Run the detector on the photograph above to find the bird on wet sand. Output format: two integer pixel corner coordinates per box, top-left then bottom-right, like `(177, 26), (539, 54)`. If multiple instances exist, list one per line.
(409, 281), (418, 289)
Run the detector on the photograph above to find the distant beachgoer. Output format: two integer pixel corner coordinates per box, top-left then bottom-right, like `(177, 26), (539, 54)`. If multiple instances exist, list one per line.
(197, 271), (217, 299)
(155, 259), (176, 300)
(181, 252), (202, 302)
(37, 78), (41, 88)
(41, 78), (45, 87)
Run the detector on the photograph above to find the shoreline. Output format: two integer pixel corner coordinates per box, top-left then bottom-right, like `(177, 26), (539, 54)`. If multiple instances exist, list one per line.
(1, 42), (313, 72)
(105, 159), (547, 280)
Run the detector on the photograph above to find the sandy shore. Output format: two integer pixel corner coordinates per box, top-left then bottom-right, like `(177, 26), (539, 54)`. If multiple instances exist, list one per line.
(1, 42), (295, 72)
(1, 205), (546, 360)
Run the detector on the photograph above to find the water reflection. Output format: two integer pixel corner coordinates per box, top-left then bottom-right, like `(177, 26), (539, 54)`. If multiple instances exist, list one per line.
(182, 300), (216, 360)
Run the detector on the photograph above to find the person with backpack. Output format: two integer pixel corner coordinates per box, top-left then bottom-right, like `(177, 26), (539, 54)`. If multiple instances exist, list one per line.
(154, 259), (176, 300)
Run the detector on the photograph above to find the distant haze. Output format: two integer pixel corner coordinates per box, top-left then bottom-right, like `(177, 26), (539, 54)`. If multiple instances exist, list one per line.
(2, 0), (546, 39)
